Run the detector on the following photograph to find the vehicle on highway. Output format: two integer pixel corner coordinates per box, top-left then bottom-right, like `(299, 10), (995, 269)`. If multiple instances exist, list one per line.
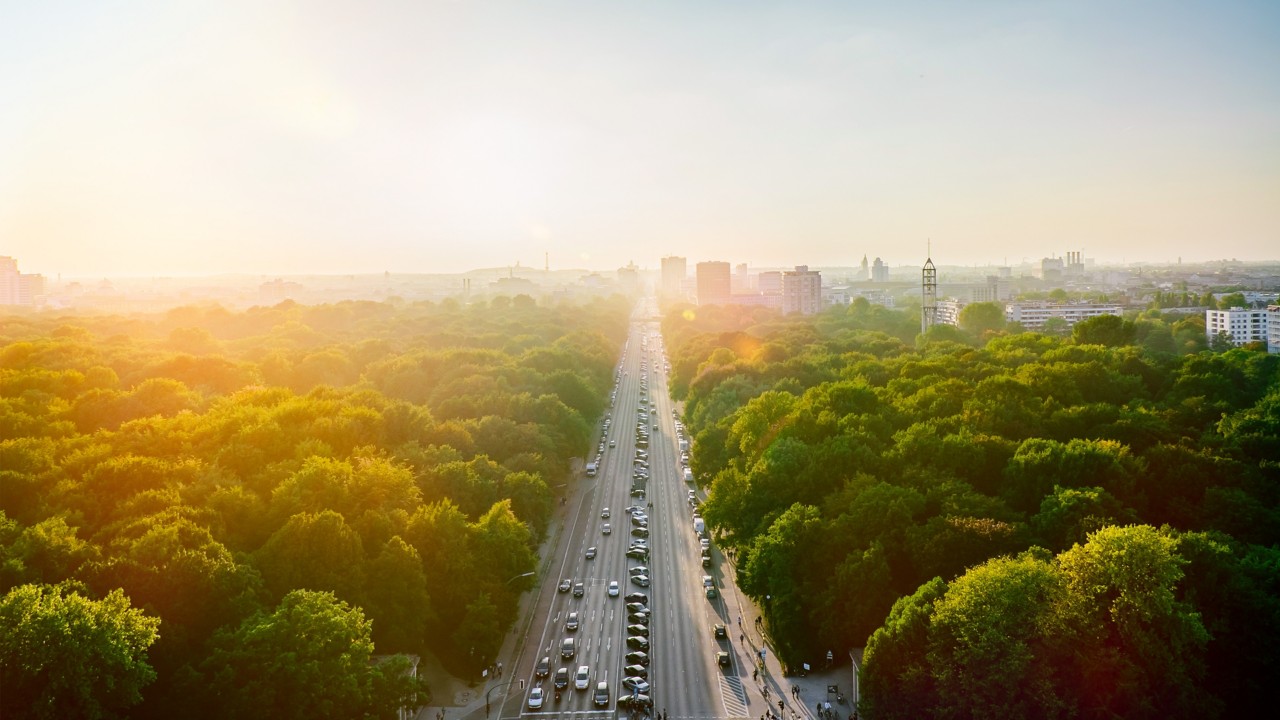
(561, 637), (576, 659)
(573, 582), (584, 597)
(554, 667), (570, 689)
(566, 612), (579, 631)
(627, 624), (649, 637)
(608, 581), (620, 597)
(623, 664), (648, 678)
(629, 566), (648, 576)
(558, 579), (571, 593)
(717, 651), (731, 667)
(625, 601), (647, 613)
(703, 575), (718, 599)
(622, 676), (651, 694)
(609, 440), (616, 447)
(528, 687), (544, 709)
(628, 611), (649, 623)
(625, 592), (648, 603)
(625, 651), (649, 666)
(626, 548), (648, 560)
(536, 656), (550, 677)
(714, 623), (727, 639)
(575, 665), (590, 690)
(602, 523), (611, 535)
(631, 516), (647, 527)
(585, 546), (597, 559)
(631, 527), (649, 538)
(631, 575), (650, 587)
(626, 636), (649, 650)
(601, 508), (610, 518)
(618, 693), (653, 710)
(593, 681), (610, 707)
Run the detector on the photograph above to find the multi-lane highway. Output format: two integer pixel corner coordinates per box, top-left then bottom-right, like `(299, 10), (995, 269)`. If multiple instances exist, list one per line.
(496, 300), (753, 719)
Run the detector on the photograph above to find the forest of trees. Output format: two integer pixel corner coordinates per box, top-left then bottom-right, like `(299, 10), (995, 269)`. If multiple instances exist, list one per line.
(0, 296), (627, 719)
(663, 299), (1279, 719)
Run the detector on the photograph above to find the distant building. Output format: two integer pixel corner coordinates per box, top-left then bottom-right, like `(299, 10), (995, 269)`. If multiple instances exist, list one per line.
(757, 271), (782, 295)
(660, 256), (687, 298)
(937, 299), (964, 326)
(1005, 302), (1122, 330)
(859, 255), (870, 281)
(733, 263), (750, 293)
(782, 265), (822, 315)
(1040, 257), (1065, 283)
(1206, 307), (1269, 347)
(1268, 306), (1280, 354)
(696, 261), (731, 306)
(617, 261), (640, 293)
(871, 257), (889, 282)
(259, 278), (303, 304)
(0, 256), (46, 306)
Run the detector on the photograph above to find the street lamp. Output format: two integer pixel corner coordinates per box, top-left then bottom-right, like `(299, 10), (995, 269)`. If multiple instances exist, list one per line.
(505, 571), (535, 585)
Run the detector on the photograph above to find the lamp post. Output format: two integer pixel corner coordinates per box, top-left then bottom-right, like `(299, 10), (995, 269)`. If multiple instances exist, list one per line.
(506, 571), (535, 585)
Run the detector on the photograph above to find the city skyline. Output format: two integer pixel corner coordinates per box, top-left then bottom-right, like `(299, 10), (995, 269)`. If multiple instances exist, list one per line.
(3, 0), (1278, 276)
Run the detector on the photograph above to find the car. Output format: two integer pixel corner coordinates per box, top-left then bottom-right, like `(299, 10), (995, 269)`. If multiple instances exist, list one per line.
(626, 636), (649, 650)
(625, 592), (648, 603)
(593, 681), (610, 707)
(631, 528), (649, 538)
(623, 664), (648, 679)
(602, 523), (611, 535)
(627, 611), (649, 623)
(714, 623), (727, 639)
(625, 650), (650, 666)
(630, 488), (646, 498)
(609, 440), (616, 447)
(536, 656), (550, 677)
(626, 548), (648, 561)
(622, 676), (651, 694)
(528, 687), (544, 709)
(608, 581), (620, 597)
(558, 579), (572, 593)
(630, 575), (650, 587)
(625, 601), (647, 613)
(554, 667), (570, 689)
(629, 565), (648, 576)
(575, 665), (590, 690)
(601, 508), (610, 519)
(717, 651), (731, 667)
(618, 693), (653, 710)
(702, 554), (712, 567)
(706, 585), (718, 599)
(631, 516), (647, 527)
(626, 505), (643, 514)
(566, 612), (579, 631)
(573, 582), (584, 597)
(585, 546), (597, 560)
(627, 623), (649, 637)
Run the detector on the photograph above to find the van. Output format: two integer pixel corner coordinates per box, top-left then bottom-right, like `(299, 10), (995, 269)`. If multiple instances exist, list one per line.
(586, 462), (598, 477)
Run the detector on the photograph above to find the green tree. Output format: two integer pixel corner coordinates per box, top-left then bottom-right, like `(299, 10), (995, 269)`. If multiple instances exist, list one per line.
(1072, 314), (1136, 347)
(957, 302), (1006, 337)
(0, 583), (160, 720)
(256, 510), (365, 602)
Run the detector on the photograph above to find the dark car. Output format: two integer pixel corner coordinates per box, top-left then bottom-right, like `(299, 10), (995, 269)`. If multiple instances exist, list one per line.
(625, 592), (648, 603)
(618, 693), (652, 710)
(626, 548), (648, 560)
(627, 623), (649, 637)
(717, 651), (730, 667)
(573, 582), (585, 598)
(536, 656), (550, 677)
(626, 636), (649, 650)
(585, 546), (597, 560)
(714, 623), (727, 639)
(626, 602), (648, 613)
(558, 579), (572, 593)
(554, 667), (570, 690)
(623, 664), (648, 679)
(625, 651), (650, 666)
(631, 527), (649, 538)
(628, 611), (650, 623)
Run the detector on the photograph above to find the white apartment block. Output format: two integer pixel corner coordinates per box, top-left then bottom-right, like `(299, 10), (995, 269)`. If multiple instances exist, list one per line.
(1005, 302), (1122, 331)
(1206, 307), (1269, 347)
(937, 299), (964, 326)
(782, 265), (822, 315)
(1269, 306), (1280, 354)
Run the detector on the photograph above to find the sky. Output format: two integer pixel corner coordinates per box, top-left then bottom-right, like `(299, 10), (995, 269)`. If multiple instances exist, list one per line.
(2, 0), (1277, 276)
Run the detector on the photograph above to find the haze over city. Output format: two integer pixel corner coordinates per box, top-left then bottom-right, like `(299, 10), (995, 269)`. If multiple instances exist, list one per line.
(3, 0), (1278, 277)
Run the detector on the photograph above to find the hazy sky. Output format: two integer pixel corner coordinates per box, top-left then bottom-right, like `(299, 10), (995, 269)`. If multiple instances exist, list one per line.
(3, 0), (1277, 276)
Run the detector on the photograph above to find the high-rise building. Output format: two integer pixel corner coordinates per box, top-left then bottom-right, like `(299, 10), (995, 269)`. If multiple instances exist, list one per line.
(0, 256), (45, 306)
(757, 271), (783, 295)
(660, 256), (687, 298)
(859, 255), (870, 281)
(696, 261), (731, 306)
(871, 257), (889, 282)
(1267, 305), (1280, 354)
(782, 265), (822, 315)
(1206, 307), (1269, 347)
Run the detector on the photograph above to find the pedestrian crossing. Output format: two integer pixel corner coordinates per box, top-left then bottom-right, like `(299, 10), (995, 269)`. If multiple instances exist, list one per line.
(719, 675), (749, 718)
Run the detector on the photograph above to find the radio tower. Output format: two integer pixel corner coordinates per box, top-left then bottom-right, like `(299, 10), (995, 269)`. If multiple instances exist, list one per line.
(921, 242), (937, 334)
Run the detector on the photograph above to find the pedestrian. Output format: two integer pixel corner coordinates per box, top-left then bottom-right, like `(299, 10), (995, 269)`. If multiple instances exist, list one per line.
(740, 632), (745, 643)
(753, 668), (759, 682)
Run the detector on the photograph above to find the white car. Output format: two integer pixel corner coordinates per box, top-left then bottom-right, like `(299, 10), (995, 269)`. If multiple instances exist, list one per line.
(575, 665), (591, 690)
(608, 580), (620, 597)
(528, 687), (544, 709)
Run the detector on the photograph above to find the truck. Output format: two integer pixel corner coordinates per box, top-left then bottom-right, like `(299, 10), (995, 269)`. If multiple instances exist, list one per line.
(693, 517), (705, 535)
